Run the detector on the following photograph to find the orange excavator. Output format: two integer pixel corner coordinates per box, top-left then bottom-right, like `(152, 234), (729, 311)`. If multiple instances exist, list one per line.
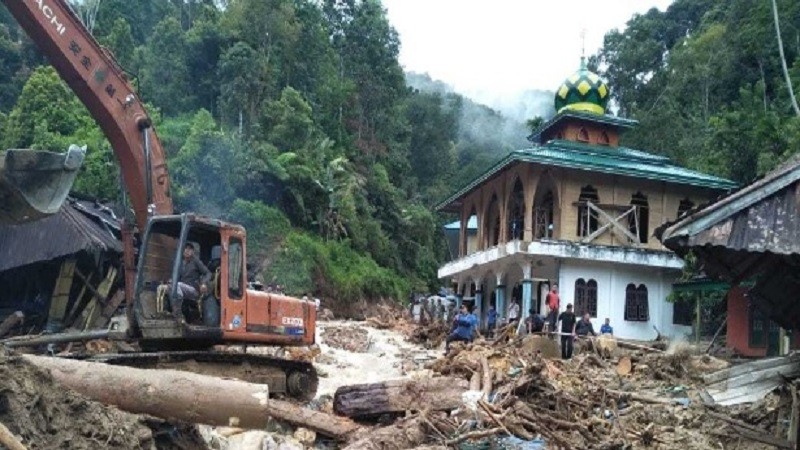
(1, 0), (318, 399)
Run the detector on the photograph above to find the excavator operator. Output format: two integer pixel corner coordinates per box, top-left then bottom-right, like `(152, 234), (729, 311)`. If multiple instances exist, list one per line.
(174, 243), (211, 324)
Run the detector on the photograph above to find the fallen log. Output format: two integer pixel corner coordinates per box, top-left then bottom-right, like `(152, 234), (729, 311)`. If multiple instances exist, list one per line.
(0, 311), (24, 338)
(605, 389), (684, 406)
(23, 355), (358, 440)
(334, 377), (469, 419)
(615, 340), (663, 354)
(0, 421), (27, 450)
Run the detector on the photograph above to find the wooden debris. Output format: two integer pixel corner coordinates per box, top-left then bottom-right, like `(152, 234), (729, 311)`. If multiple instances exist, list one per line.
(616, 356), (632, 376)
(333, 377), (469, 419)
(705, 410), (794, 449)
(0, 312), (24, 338)
(23, 354), (359, 440)
(0, 421), (27, 450)
(615, 339), (663, 353)
(702, 354), (800, 406)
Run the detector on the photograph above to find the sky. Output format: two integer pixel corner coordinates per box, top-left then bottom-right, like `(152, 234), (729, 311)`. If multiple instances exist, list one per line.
(382, 0), (673, 106)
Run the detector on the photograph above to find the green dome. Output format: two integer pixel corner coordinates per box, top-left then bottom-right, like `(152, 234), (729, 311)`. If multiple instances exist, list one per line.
(554, 59), (610, 115)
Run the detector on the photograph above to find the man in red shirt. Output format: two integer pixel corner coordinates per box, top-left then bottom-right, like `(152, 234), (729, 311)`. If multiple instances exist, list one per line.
(546, 284), (560, 333)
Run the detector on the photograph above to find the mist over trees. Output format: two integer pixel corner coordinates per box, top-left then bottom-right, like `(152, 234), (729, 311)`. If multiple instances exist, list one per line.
(0, 0), (533, 305)
(1, 0), (798, 305)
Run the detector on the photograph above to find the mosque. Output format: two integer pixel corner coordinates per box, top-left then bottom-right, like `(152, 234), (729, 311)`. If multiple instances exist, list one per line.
(438, 59), (737, 340)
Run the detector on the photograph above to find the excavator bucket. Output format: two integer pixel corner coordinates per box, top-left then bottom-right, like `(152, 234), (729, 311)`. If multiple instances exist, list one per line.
(0, 145), (86, 224)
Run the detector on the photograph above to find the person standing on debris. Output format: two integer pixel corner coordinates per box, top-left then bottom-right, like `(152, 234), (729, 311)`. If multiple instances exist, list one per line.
(507, 298), (520, 325)
(412, 299), (423, 323)
(445, 303), (478, 354)
(575, 313), (597, 337)
(546, 284), (560, 334)
(174, 243), (212, 324)
(557, 303), (577, 359)
(486, 303), (497, 336)
(600, 318), (613, 335)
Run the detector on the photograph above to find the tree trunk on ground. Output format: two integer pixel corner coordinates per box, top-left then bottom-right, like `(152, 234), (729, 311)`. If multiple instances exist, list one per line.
(0, 312), (23, 338)
(334, 377), (469, 419)
(772, 0), (800, 117)
(22, 355), (358, 440)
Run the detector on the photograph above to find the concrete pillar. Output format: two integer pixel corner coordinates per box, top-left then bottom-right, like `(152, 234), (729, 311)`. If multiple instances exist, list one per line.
(496, 284), (506, 323)
(522, 280), (533, 324)
(474, 287), (483, 329)
(521, 262), (533, 323)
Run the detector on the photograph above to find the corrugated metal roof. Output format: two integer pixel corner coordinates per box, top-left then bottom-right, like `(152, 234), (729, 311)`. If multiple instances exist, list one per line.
(436, 140), (737, 211)
(0, 198), (122, 272)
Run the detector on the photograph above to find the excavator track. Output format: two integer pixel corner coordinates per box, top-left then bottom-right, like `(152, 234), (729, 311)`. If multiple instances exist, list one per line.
(67, 351), (319, 402)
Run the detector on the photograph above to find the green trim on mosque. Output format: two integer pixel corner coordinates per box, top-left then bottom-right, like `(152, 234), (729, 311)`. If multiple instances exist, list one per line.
(527, 110), (639, 144)
(435, 139), (738, 212)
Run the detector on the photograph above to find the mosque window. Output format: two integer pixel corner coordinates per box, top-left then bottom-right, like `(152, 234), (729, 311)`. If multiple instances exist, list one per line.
(628, 192), (649, 244)
(577, 185), (599, 237)
(577, 128), (590, 142)
(624, 284), (649, 322)
(599, 131), (610, 145)
(575, 278), (598, 317)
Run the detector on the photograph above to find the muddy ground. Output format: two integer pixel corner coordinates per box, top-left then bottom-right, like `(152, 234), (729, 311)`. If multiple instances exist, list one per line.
(0, 350), (208, 449)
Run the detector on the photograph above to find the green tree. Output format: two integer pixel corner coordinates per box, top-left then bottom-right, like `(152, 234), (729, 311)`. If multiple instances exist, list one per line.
(139, 17), (194, 115)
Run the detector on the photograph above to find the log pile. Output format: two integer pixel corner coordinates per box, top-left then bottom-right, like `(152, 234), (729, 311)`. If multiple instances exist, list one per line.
(345, 332), (788, 450)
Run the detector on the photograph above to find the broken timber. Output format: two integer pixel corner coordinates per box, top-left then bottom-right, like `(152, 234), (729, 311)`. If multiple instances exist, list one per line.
(334, 377), (469, 419)
(0, 312), (24, 338)
(702, 353), (800, 406)
(23, 355), (358, 440)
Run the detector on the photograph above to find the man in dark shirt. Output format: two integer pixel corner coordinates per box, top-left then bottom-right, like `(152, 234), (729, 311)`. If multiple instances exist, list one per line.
(575, 313), (597, 337)
(173, 243), (211, 323)
(525, 309), (545, 333)
(557, 303), (577, 360)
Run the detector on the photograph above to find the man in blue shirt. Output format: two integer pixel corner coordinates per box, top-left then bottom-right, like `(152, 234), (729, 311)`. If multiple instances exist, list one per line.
(486, 304), (497, 337)
(600, 318), (613, 335)
(446, 304), (477, 354)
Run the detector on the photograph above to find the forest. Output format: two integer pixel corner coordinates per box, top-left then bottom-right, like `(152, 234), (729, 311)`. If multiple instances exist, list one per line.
(0, 0), (798, 307)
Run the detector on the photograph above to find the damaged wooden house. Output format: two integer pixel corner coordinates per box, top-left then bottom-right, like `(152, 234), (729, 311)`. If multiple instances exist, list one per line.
(658, 155), (800, 356)
(0, 197), (124, 337)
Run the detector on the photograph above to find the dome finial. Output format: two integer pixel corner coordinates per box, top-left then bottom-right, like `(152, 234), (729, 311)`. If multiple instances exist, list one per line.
(553, 54), (610, 115)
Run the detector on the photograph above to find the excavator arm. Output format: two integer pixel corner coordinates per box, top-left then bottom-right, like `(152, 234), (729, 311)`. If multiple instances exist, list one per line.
(1, 0), (173, 230)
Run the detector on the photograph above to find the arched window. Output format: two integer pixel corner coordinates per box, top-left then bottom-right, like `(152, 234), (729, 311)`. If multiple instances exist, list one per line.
(577, 128), (590, 142)
(587, 279), (598, 317)
(628, 192), (649, 244)
(677, 198), (694, 218)
(599, 131), (610, 145)
(577, 185), (599, 237)
(575, 278), (598, 317)
(507, 179), (525, 241)
(484, 194), (500, 248)
(624, 284), (649, 322)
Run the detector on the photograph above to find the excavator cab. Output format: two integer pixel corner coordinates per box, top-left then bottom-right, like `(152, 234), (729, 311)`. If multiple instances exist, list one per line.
(133, 213), (317, 351)
(133, 213), (243, 349)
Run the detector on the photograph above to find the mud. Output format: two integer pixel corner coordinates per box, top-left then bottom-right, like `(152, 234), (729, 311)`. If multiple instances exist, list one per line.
(0, 351), (208, 450)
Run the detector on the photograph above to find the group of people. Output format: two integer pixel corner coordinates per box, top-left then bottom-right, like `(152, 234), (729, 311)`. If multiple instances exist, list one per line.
(444, 284), (615, 359)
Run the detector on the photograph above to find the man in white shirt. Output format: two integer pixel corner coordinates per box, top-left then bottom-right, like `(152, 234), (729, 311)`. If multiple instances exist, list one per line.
(507, 298), (520, 324)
